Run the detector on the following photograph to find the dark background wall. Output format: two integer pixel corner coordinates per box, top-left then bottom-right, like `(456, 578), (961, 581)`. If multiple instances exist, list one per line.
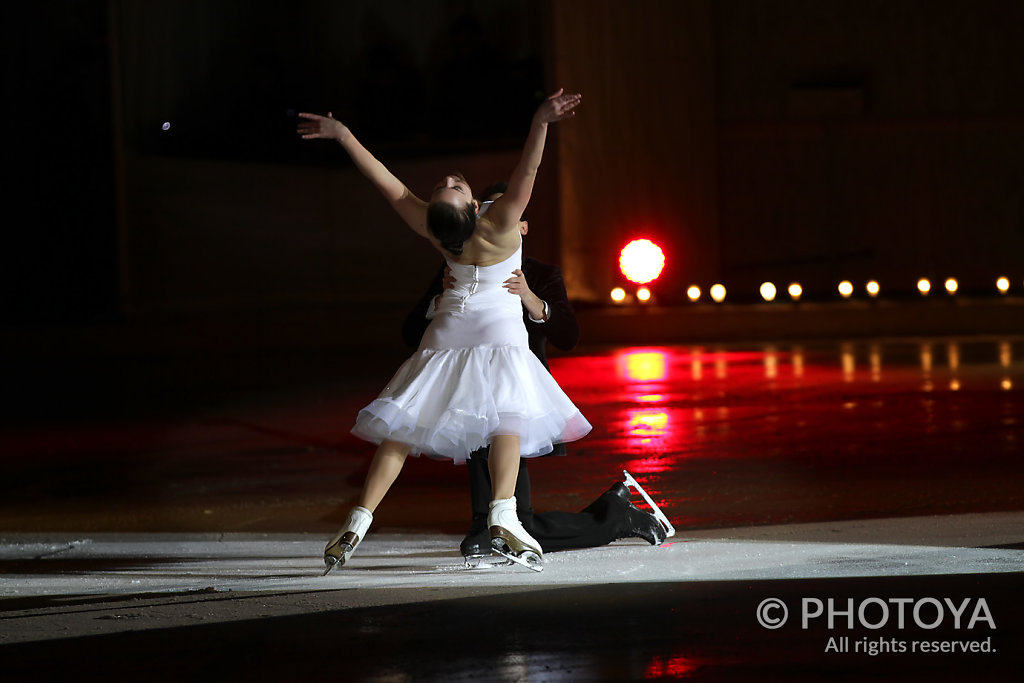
(4, 2), (119, 324)
(4, 0), (1022, 326)
(712, 0), (1024, 301)
(112, 0), (553, 317)
(550, 0), (719, 302)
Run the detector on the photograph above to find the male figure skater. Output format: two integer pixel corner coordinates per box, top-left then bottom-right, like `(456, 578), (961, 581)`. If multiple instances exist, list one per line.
(402, 182), (670, 561)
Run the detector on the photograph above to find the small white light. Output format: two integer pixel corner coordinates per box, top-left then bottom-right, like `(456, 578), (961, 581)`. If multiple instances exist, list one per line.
(637, 287), (652, 302)
(759, 282), (777, 302)
(866, 280), (880, 297)
(917, 278), (931, 295)
(161, 121), (171, 131)
(610, 287), (626, 303)
(710, 284), (727, 303)
(996, 276), (1010, 294)
(686, 285), (701, 302)
(838, 280), (854, 298)
(787, 283), (802, 301)
(945, 278), (958, 295)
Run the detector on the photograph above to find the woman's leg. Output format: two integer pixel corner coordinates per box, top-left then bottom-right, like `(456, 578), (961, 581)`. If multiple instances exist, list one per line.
(357, 439), (411, 512)
(487, 434), (543, 566)
(324, 439), (410, 573)
(487, 434), (521, 500)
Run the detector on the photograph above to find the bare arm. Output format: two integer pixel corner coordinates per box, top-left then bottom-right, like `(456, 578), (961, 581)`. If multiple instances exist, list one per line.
(485, 89), (581, 234)
(297, 112), (429, 238)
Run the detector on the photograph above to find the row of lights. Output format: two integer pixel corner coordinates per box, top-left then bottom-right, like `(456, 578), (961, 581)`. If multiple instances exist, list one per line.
(916, 276), (1014, 296)
(612, 277), (1017, 304)
(611, 286), (651, 303)
(615, 238), (1016, 303)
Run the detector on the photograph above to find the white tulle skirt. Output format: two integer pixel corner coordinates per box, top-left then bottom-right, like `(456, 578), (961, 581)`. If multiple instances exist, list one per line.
(351, 344), (592, 464)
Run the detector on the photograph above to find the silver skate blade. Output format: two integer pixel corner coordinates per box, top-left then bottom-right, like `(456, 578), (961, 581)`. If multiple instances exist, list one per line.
(322, 537), (356, 575)
(623, 470), (676, 538)
(491, 548), (543, 572)
(464, 554), (511, 569)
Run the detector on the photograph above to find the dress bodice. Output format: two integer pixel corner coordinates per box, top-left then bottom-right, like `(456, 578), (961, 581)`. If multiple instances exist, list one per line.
(436, 242), (522, 316)
(353, 236), (591, 461)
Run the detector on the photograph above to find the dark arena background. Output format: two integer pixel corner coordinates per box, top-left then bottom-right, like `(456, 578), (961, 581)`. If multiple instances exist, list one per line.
(1, 1), (1022, 681)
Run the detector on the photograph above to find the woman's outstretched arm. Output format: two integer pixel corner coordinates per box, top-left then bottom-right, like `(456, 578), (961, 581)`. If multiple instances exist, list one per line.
(485, 89), (581, 233)
(298, 112), (429, 238)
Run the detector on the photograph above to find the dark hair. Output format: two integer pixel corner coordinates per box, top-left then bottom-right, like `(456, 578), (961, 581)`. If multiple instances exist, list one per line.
(427, 201), (477, 256)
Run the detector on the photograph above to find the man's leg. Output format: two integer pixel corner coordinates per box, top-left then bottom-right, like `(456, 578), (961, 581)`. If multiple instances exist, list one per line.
(462, 449), (492, 557)
(524, 481), (668, 553)
(464, 452), (666, 557)
(466, 450), (492, 527)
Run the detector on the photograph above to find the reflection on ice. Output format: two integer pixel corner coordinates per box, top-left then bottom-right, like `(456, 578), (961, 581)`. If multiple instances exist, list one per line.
(618, 349), (668, 382)
(550, 338), (1023, 526)
(763, 345), (778, 379)
(869, 343), (881, 382)
(841, 342), (855, 382)
(645, 653), (698, 678)
(626, 409), (669, 438)
(792, 345), (805, 378)
(624, 455), (673, 475)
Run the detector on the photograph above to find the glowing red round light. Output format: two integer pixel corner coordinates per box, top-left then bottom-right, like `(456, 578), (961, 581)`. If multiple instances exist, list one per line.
(619, 239), (665, 284)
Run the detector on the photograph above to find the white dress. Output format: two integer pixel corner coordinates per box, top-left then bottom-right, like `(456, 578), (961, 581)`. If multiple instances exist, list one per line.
(351, 240), (592, 464)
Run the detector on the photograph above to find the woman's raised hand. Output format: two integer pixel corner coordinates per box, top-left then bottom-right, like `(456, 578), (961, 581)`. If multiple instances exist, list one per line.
(534, 88), (582, 125)
(297, 112), (350, 142)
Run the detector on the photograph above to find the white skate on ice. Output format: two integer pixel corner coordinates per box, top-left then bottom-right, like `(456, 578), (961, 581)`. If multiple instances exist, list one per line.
(322, 505), (372, 575)
(488, 496), (544, 572)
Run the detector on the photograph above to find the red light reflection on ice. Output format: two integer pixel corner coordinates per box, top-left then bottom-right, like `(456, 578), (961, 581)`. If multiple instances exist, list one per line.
(625, 455), (672, 474)
(618, 350), (668, 382)
(627, 409), (669, 436)
(645, 654), (697, 678)
(622, 408), (679, 470)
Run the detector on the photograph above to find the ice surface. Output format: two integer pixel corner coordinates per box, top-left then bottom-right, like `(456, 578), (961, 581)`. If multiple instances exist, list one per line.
(2, 512), (1022, 599)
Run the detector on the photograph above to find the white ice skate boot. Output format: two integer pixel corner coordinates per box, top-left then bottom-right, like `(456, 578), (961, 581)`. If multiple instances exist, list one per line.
(323, 506), (372, 575)
(488, 496), (543, 572)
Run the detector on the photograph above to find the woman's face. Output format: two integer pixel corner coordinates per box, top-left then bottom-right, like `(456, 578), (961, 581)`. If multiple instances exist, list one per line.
(431, 174), (474, 209)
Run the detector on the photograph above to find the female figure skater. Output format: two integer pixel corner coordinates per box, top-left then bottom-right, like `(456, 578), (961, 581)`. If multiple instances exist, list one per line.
(298, 89), (589, 572)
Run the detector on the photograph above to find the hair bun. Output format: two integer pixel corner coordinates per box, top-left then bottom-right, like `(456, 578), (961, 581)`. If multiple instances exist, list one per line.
(427, 201), (477, 257)
(441, 239), (464, 256)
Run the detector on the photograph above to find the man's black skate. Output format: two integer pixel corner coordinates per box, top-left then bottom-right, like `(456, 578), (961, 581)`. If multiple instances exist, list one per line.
(460, 523), (490, 559)
(606, 482), (668, 545)
(622, 470), (675, 539)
